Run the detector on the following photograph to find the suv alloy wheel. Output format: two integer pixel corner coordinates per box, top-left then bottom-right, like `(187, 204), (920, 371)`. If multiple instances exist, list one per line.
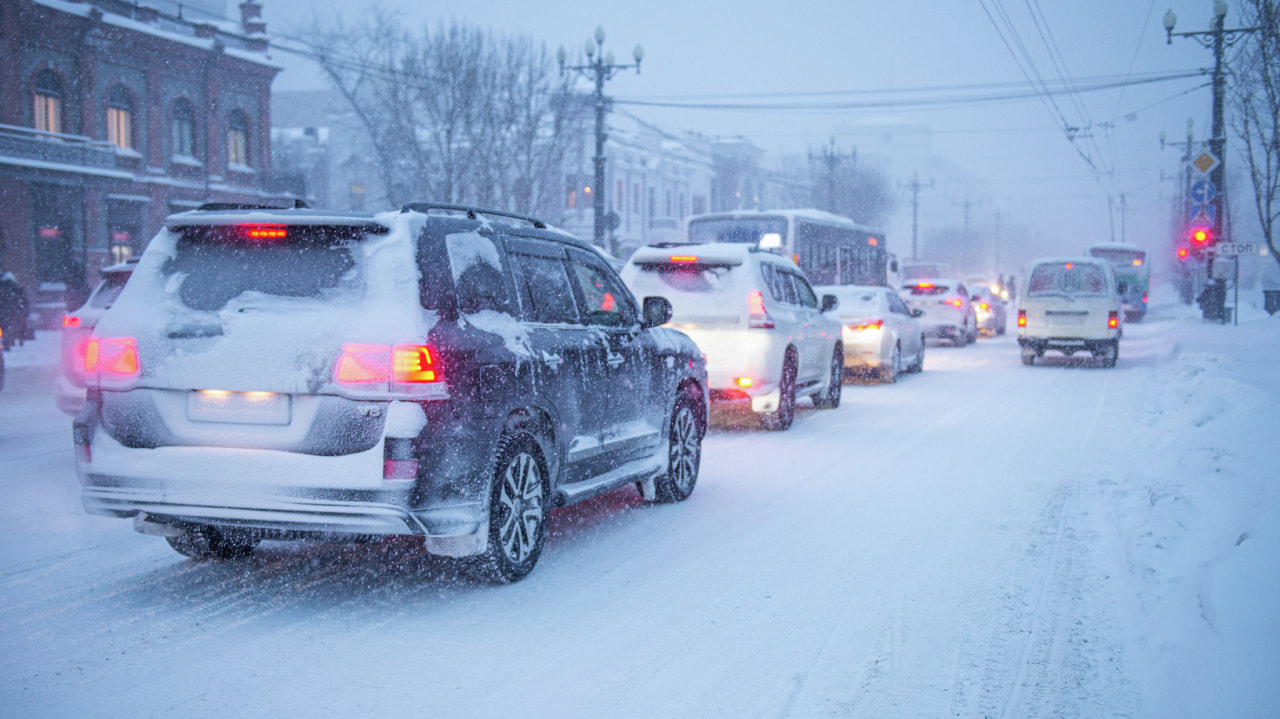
(473, 433), (550, 583)
(655, 396), (702, 502)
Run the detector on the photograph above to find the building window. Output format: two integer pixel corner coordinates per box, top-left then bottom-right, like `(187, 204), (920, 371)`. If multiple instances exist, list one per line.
(172, 99), (196, 157)
(33, 70), (62, 134)
(617, 180), (624, 214)
(648, 187), (656, 218)
(633, 184), (641, 214)
(693, 195), (707, 215)
(227, 110), (250, 166)
(665, 190), (672, 218)
(106, 86), (134, 150)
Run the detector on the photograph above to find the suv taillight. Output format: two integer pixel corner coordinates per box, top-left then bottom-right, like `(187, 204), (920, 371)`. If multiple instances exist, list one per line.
(85, 336), (140, 388)
(335, 343), (447, 397)
(748, 290), (775, 329)
(943, 298), (963, 308)
(1108, 311), (1118, 329)
(1017, 310), (1027, 327)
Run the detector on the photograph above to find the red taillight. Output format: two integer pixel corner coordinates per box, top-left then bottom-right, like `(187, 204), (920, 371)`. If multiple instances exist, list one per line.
(1142, 295), (1148, 303)
(735, 377), (753, 388)
(392, 345), (438, 383)
(63, 315), (81, 328)
(1065, 262), (1074, 269)
(383, 459), (419, 480)
(847, 319), (883, 331)
(335, 343), (392, 384)
(978, 302), (989, 311)
(917, 282), (934, 289)
(85, 337), (140, 378)
(1017, 310), (1027, 327)
(944, 298), (963, 308)
(241, 223), (288, 240)
(669, 255), (698, 263)
(335, 343), (444, 395)
(748, 290), (775, 329)
(1108, 311), (1118, 329)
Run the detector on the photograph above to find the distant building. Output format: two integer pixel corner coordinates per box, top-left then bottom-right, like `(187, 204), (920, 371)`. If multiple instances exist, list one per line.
(0, 0), (292, 326)
(270, 90), (385, 213)
(561, 112), (715, 258)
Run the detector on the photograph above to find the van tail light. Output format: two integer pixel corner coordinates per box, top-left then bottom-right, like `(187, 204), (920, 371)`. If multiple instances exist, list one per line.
(748, 290), (775, 329)
(1017, 310), (1027, 327)
(847, 320), (883, 331)
(63, 315), (81, 328)
(335, 343), (446, 397)
(1108, 311), (1119, 329)
(943, 298), (963, 308)
(85, 337), (140, 385)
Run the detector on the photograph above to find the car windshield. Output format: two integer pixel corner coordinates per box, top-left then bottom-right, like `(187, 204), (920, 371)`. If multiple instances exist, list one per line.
(87, 274), (129, 309)
(1027, 263), (1108, 297)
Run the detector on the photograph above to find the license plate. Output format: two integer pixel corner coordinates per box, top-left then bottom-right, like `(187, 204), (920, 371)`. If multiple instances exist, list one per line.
(1047, 312), (1085, 326)
(187, 390), (291, 425)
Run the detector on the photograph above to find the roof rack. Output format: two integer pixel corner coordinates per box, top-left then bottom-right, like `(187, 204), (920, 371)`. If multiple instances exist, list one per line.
(195, 199), (309, 212)
(401, 202), (546, 229)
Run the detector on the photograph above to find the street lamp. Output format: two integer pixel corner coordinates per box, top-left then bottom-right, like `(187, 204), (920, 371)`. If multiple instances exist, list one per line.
(1163, 2), (1262, 318)
(560, 27), (643, 254)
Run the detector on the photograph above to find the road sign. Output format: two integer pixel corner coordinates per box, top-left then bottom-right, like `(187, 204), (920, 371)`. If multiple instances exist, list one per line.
(1216, 243), (1256, 256)
(1189, 204), (1217, 225)
(1192, 151), (1220, 174)
(1190, 180), (1216, 204)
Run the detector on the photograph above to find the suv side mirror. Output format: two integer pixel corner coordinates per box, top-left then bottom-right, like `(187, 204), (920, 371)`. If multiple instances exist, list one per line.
(821, 294), (839, 312)
(641, 296), (673, 329)
(910, 308), (924, 318)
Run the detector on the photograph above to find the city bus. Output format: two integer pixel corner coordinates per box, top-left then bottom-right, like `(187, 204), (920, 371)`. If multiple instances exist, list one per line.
(1087, 242), (1149, 322)
(685, 209), (892, 286)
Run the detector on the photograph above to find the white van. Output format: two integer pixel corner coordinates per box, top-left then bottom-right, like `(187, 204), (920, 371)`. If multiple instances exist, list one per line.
(1017, 257), (1122, 367)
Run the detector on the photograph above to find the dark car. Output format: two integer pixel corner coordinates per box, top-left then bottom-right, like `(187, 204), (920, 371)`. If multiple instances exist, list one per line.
(74, 203), (708, 582)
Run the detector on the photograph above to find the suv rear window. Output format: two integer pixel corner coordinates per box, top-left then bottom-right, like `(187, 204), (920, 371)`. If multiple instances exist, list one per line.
(639, 266), (730, 293)
(1028, 263), (1107, 297)
(164, 226), (360, 312)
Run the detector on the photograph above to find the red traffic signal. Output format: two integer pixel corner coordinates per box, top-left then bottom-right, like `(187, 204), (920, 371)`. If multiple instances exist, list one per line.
(1177, 246), (1189, 260)
(1190, 227), (1212, 244)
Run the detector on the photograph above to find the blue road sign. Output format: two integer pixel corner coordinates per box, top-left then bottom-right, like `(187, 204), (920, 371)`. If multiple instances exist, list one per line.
(1190, 203), (1217, 225)
(1190, 180), (1216, 205)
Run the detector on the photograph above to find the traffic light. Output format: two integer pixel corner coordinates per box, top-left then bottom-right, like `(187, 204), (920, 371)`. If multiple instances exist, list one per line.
(1177, 246), (1190, 261)
(1189, 226), (1212, 246)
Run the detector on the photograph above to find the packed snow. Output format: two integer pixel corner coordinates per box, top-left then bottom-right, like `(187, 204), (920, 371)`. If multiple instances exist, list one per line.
(1, 285), (1277, 718)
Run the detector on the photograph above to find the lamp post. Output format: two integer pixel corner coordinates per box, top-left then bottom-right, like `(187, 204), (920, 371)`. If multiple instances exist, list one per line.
(1163, 2), (1263, 300)
(1161, 117), (1199, 303)
(559, 27), (643, 254)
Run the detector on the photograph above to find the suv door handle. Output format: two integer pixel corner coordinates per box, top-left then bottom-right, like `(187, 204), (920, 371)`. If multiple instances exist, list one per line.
(542, 351), (563, 368)
(606, 351), (624, 368)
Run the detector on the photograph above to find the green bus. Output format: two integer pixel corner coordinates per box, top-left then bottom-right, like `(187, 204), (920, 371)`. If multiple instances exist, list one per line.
(1088, 243), (1149, 322)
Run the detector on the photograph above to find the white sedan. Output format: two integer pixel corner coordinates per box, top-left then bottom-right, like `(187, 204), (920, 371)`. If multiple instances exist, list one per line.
(817, 284), (925, 383)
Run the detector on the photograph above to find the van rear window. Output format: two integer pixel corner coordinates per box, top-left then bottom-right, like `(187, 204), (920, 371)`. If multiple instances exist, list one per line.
(164, 226), (360, 311)
(1028, 264), (1107, 297)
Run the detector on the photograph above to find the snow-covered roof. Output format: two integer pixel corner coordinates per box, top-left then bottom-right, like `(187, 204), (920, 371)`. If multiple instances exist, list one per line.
(687, 209), (884, 235)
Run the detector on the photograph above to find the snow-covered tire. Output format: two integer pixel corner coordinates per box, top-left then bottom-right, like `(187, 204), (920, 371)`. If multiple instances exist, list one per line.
(166, 525), (258, 560)
(880, 344), (900, 384)
(1101, 341), (1118, 369)
(654, 396), (702, 503)
(1021, 349), (1036, 366)
(471, 433), (550, 583)
(760, 355), (797, 431)
(909, 339), (925, 373)
(813, 345), (843, 409)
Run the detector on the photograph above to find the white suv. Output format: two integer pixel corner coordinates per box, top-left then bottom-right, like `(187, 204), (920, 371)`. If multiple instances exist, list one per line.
(622, 244), (844, 430)
(1017, 257), (1122, 367)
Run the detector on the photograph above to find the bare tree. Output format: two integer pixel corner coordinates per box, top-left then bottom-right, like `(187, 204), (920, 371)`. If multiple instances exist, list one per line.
(297, 15), (585, 219)
(1232, 0), (1280, 268)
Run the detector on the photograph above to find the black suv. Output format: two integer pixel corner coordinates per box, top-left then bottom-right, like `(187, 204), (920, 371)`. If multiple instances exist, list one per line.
(74, 203), (707, 582)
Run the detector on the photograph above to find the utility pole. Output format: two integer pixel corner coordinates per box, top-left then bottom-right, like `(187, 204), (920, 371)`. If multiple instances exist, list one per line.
(1164, 3), (1264, 319)
(559, 28), (644, 254)
(811, 137), (852, 214)
(898, 173), (933, 261)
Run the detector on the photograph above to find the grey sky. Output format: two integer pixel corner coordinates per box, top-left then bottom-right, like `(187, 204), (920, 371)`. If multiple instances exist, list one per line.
(260, 0), (1231, 268)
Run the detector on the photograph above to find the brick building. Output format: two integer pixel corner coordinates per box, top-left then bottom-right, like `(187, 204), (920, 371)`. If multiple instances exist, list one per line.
(0, 0), (291, 326)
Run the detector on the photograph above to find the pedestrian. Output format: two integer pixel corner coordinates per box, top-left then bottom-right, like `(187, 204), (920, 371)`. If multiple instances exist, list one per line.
(0, 272), (29, 350)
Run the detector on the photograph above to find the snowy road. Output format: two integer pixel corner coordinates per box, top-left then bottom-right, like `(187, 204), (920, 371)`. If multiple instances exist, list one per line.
(2, 292), (1278, 718)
